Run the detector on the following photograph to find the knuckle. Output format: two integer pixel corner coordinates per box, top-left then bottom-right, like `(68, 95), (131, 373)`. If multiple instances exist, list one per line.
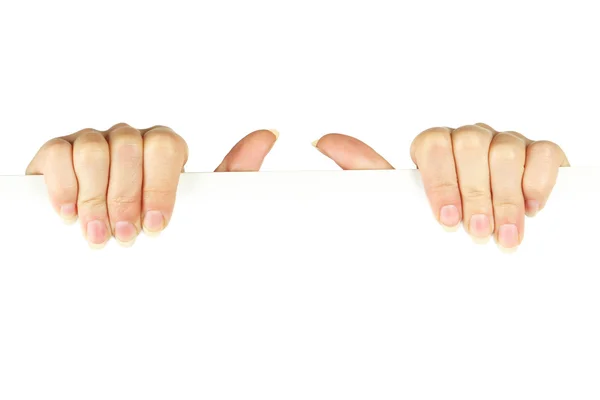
(427, 180), (459, 195)
(419, 127), (452, 146)
(474, 122), (494, 131)
(493, 199), (522, 213)
(75, 130), (107, 147)
(108, 129), (143, 165)
(108, 122), (134, 132)
(144, 128), (186, 158)
(451, 125), (492, 151)
(143, 188), (175, 203)
(109, 195), (139, 205)
(411, 127), (452, 160)
(108, 124), (141, 142)
(144, 124), (174, 133)
(78, 194), (106, 209)
(529, 140), (561, 160)
(73, 131), (109, 165)
(42, 138), (71, 157)
(73, 127), (102, 136)
(503, 130), (528, 142)
(411, 128), (451, 153)
(460, 186), (491, 202)
(108, 195), (140, 215)
(490, 135), (523, 162)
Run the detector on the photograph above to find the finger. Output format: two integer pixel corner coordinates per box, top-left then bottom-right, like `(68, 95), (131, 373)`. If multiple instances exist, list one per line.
(489, 132), (527, 251)
(26, 139), (79, 224)
(72, 131), (111, 248)
(139, 125), (187, 173)
(450, 125), (494, 242)
(410, 127), (462, 230)
(522, 140), (569, 217)
(474, 122), (497, 133)
(215, 129), (279, 172)
(141, 126), (188, 236)
(475, 122), (534, 144)
(311, 133), (394, 170)
(106, 124), (144, 247)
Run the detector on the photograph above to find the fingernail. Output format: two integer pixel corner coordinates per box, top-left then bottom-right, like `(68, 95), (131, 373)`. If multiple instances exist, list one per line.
(268, 129), (280, 140)
(525, 200), (540, 217)
(143, 210), (164, 236)
(60, 203), (77, 224)
(311, 139), (319, 147)
(498, 224), (519, 250)
(469, 214), (490, 238)
(440, 205), (460, 231)
(86, 220), (108, 249)
(115, 221), (137, 247)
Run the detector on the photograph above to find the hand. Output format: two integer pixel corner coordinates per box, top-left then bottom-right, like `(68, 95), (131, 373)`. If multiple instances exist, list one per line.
(311, 123), (569, 252)
(26, 123), (279, 248)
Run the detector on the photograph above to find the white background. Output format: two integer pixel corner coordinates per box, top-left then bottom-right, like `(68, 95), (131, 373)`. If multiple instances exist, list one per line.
(0, 0), (598, 173)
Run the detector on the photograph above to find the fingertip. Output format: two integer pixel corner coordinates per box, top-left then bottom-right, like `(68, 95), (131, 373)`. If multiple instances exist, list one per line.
(143, 228), (161, 237)
(525, 199), (540, 217)
(471, 235), (490, 245)
(116, 237), (137, 247)
(441, 223), (461, 232)
(142, 210), (165, 236)
(498, 244), (518, 254)
(88, 242), (107, 250)
(215, 129), (279, 172)
(60, 203), (78, 224)
(113, 221), (139, 246)
(438, 204), (462, 230)
(310, 134), (394, 170)
(84, 219), (110, 248)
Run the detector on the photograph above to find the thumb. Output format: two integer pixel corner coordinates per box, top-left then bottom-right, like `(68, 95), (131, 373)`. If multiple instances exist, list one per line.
(215, 129), (279, 172)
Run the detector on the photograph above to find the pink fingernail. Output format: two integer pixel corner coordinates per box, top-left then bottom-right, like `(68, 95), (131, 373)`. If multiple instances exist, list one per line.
(440, 205), (460, 228)
(86, 220), (107, 246)
(115, 221), (137, 245)
(469, 214), (490, 237)
(498, 224), (519, 249)
(143, 210), (164, 234)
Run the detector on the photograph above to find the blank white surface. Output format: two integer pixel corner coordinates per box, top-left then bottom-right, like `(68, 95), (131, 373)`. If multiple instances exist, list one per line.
(0, 168), (599, 399)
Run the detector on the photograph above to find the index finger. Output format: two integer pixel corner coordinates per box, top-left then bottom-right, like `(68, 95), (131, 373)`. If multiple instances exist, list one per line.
(410, 127), (463, 231)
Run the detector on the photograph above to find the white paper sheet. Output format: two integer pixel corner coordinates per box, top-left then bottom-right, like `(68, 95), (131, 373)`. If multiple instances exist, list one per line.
(0, 168), (599, 399)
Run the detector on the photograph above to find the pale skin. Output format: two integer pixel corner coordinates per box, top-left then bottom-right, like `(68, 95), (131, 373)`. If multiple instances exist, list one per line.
(26, 122), (569, 251)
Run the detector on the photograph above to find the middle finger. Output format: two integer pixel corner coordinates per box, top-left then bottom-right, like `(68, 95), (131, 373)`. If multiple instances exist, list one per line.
(451, 125), (495, 242)
(106, 124), (144, 246)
